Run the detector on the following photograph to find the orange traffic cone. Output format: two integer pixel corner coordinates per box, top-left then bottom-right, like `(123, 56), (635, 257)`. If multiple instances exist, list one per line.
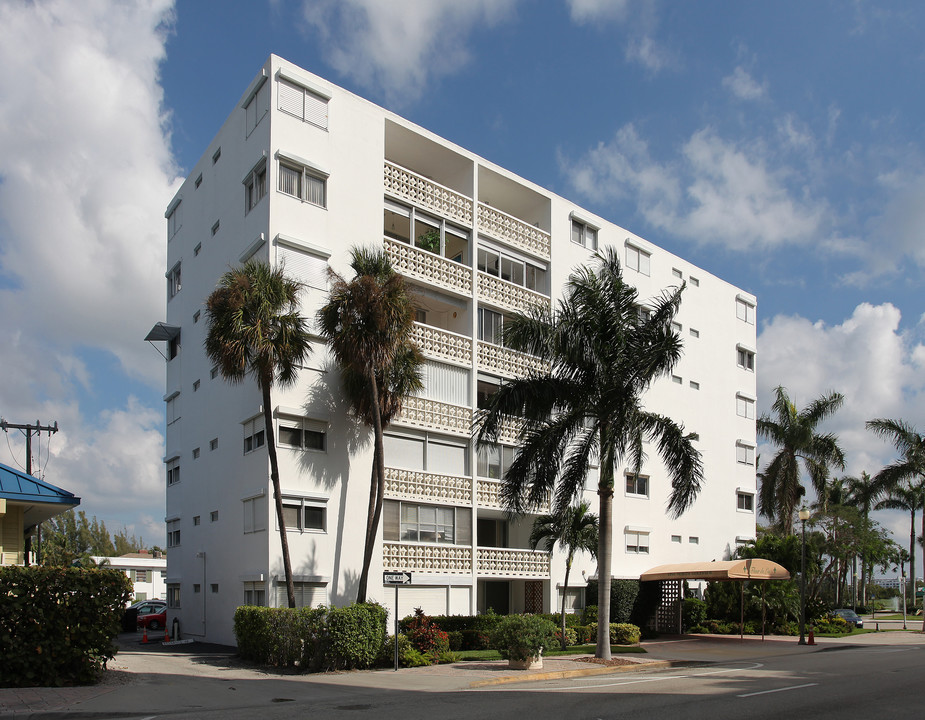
(142, 626), (148, 644)
(164, 627), (170, 642)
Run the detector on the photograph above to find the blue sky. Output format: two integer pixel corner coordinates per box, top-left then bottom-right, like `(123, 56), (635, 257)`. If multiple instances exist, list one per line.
(1, 1), (923, 574)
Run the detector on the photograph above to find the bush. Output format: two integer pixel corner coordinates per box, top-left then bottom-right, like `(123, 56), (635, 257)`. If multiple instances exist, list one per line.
(323, 603), (387, 670)
(581, 606), (598, 625)
(610, 623), (641, 644)
(490, 614), (557, 661)
(574, 624), (595, 644)
(0, 566), (133, 687)
(459, 629), (492, 650)
(378, 634), (429, 667)
(555, 627), (578, 647)
(405, 608), (450, 664)
(446, 631), (464, 651)
(682, 598), (707, 629)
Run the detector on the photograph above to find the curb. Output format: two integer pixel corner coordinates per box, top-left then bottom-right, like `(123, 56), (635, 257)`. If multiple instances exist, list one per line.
(469, 659), (691, 688)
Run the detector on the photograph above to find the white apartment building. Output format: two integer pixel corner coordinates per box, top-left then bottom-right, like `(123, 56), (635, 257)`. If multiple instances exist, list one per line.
(92, 552), (168, 603)
(153, 55), (757, 645)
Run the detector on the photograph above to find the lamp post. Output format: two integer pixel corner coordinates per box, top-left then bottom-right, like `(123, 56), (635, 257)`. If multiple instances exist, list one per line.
(798, 506), (810, 645)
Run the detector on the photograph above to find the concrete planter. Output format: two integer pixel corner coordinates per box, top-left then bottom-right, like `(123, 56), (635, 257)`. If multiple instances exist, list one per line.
(507, 650), (544, 670)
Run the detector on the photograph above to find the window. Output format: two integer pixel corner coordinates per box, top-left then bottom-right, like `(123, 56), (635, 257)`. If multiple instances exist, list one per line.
(243, 418), (266, 454)
(559, 587), (585, 612)
(211, 220), (220, 236)
(243, 495), (267, 533)
(689, 328), (700, 338)
(193, 242), (201, 256)
(690, 277), (700, 287)
(672, 268), (682, 279)
(210, 366), (218, 379)
(166, 460), (180, 486)
(689, 536), (700, 544)
(211, 584), (219, 593)
(276, 581), (327, 609)
(671, 534), (682, 543)
(690, 381), (700, 390)
(192, 447), (200, 459)
(478, 307), (505, 346)
(193, 379), (200, 392)
(384, 500), (471, 545)
(193, 515), (200, 525)
(209, 438), (218, 451)
(278, 76), (329, 129)
(384, 201), (470, 264)
(166, 200), (182, 237)
(244, 162), (267, 213)
(383, 430), (468, 476)
(135, 569), (148, 582)
(737, 347), (755, 371)
(193, 310), (200, 323)
(737, 492), (754, 512)
(281, 496), (327, 532)
(625, 243), (651, 275)
(167, 263), (181, 299)
(244, 77), (269, 136)
(212, 147), (221, 164)
(625, 473), (649, 497)
(167, 584), (180, 609)
(625, 530), (650, 554)
(166, 394), (179, 425)
(671, 321), (682, 334)
(168, 331), (180, 361)
(477, 444), (517, 480)
(193, 584), (201, 593)
(278, 417), (326, 451)
(166, 519), (180, 548)
(671, 375), (682, 384)
(194, 174), (202, 189)
(736, 394), (756, 419)
(736, 297), (756, 324)
(244, 581), (266, 606)
(478, 245), (548, 295)
(279, 161), (326, 207)
(736, 442), (756, 466)
(571, 218), (597, 250)
(210, 510), (219, 522)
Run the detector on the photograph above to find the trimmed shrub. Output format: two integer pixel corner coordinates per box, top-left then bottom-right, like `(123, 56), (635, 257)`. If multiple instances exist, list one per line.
(490, 614), (557, 661)
(555, 627), (578, 647)
(233, 605), (326, 668)
(446, 631), (464, 651)
(682, 598), (707, 629)
(459, 628), (492, 650)
(574, 624), (596, 644)
(0, 565), (133, 687)
(581, 605), (598, 625)
(323, 603), (387, 670)
(610, 623), (641, 644)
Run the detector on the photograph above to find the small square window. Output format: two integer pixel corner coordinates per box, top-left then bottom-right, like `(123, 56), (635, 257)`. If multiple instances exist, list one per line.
(737, 492), (754, 512)
(211, 584), (219, 593)
(210, 510), (219, 522)
(192, 447), (200, 459)
(625, 473), (649, 497)
(194, 242), (202, 256)
(672, 375), (682, 384)
(690, 381), (700, 390)
(689, 536), (699, 544)
(212, 147), (221, 164)
(211, 220), (220, 236)
(210, 438), (219, 451)
(193, 379), (200, 392)
(671, 321), (682, 333)
(211, 366), (219, 379)
(193, 310), (201, 323)
(672, 268), (682, 279)
(194, 174), (202, 189)
(737, 347), (756, 371)
(193, 515), (201, 525)
(671, 534), (682, 543)
(690, 277), (700, 287)
(193, 584), (201, 593)
(689, 328), (700, 338)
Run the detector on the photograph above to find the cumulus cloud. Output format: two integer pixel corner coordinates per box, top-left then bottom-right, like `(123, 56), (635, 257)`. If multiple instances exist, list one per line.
(561, 125), (825, 250)
(0, 0), (178, 542)
(722, 66), (768, 101)
(566, 0), (632, 23)
(299, 0), (518, 105)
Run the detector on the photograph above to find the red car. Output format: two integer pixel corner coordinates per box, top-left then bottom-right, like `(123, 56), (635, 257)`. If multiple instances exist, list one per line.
(135, 601), (167, 631)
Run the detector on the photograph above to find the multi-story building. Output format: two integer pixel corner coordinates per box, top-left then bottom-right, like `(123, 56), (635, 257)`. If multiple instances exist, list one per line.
(151, 55), (757, 645)
(92, 551), (168, 603)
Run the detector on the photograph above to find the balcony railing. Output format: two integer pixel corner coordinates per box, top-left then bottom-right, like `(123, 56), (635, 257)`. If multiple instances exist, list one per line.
(384, 161), (473, 226)
(477, 341), (547, 379)
(384, 237), (473, 297)
(476, 478), (550, 512)
(395, 395), (472, 437)
(383, 542), (473, 574)
(478, 203), (551, 260)
(412, 322), (472, 367)
(385, 466), (473, 505)
(477, 547), (550, 578)
(477, 271), (550, 315)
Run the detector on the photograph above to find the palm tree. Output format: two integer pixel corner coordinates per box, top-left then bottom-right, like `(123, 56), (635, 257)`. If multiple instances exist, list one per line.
(874, 486), (921, 611)
(318, 246), (423, 603)
(845, 471), (881, 606)
(205, 259), (312, 608)
(475, 247), (703, 660)
(530, 501), (598, 650)
(756, 386), (845, 534)
(867, 418), (925, 613)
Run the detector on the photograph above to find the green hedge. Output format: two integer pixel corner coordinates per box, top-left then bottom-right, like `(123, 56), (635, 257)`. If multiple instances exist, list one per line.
(233, 602), (386, 671)
(0, 565), (133, 687)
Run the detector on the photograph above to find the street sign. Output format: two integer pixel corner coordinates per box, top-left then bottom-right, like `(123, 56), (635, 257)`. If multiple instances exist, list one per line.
(383, 571), (412, 585)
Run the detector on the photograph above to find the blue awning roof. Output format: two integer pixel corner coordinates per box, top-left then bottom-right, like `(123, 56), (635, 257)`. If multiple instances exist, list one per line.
(0, 461), (80, 507)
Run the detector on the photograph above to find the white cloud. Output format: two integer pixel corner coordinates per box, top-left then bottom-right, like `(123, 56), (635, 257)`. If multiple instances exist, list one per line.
(625, 34), (676, 73)
(561, 125), (825, 250)
(0, 0), (178, 542)
(566, 0), (631, 23)
(722, 66), (768, 101)
(299, 0), (518, 105)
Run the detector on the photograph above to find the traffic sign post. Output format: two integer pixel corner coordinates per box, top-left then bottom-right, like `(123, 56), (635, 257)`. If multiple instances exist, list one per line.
(383, 572), (412, 671)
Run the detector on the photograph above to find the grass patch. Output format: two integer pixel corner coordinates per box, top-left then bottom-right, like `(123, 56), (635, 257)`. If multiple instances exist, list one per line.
(454, 645), (646, 662)
(871, 613), (923, 620)
(813, 627), (877, 638)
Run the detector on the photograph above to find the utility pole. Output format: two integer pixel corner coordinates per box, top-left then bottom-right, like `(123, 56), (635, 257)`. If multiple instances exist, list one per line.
(0, 418), (59, 564)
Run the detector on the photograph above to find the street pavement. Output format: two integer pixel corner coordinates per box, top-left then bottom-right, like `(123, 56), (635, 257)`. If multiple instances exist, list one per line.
(1, 624), (922, 717)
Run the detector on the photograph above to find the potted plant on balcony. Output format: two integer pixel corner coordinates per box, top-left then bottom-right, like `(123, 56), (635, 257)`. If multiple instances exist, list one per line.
(490, 614), (557, 670)
(416, 228), (441, 254)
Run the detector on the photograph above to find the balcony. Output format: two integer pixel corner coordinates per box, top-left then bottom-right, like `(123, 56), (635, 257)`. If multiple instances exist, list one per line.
(383, 541), (473, 574)
(478, 203), (550, 260)
(477, 478), (550, 513)
(477, 341), (547, 379)
(394, 395), (472, 437)
(384, 237), (472, 298)
(384, 161), (473, 227)
(477, 547), (550, 578)
(477, 271), (550, 315)
(384, 466), (473, 505)
(412, 322), (472, 367)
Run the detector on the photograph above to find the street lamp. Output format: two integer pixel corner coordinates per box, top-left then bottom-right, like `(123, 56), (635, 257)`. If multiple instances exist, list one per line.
(798, 506), (810, 645)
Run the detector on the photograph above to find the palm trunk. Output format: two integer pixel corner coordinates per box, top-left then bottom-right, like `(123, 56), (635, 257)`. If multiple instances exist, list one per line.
(357, 371), (386, 604)
(596, 427), (615, 661)
(561, 555), (572, 650)
(263, 379), (296, 608)
(910, 507), (916, 605)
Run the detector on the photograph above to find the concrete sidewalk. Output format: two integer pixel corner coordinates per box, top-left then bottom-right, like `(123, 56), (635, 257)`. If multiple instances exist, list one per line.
(1, 629), (921, 716)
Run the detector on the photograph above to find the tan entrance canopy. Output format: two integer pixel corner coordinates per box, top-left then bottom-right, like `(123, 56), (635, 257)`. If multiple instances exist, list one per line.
(640, 559), (791, 583)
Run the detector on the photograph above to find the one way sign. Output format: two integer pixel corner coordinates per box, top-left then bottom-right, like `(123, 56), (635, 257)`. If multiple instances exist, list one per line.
(383, 571), (412, 585)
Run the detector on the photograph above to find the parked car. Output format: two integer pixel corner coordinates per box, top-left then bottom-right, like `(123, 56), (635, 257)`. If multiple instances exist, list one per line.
(832, 608), (864, 628)
(124, 600), (167, 631)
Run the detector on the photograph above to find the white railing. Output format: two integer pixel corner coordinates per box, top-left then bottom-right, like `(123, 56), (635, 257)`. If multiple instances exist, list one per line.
(476, 478), (550, 512)
(477, 271), (550, 315)
(478, 203), (551, 260)
(497, 417), (524, 446)
(477, 341), (547, 378)
(384, 237), (473, 297)
(384, 466), (473, 505)
(384, 161), (473, 226)
(395, 395), (472, 437)
(412, 322), (472, 367)
(477, 547), (550, 578)
(383, 542), (473, 574)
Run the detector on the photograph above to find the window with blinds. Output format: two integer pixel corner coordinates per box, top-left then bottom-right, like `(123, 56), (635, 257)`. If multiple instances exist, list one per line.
(383, 500), (471, 546)
(278, 161), (326, 208)
(244, 78), (269, 136)
(278, 77), (329, 130)
(276, 581), (326, 608)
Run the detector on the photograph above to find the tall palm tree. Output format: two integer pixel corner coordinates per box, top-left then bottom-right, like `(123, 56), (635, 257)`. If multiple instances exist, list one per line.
(319, 246), (423, 603)
(205, 259), (312, 608)
(756, 386), (845, 534)
(867, 418), (925, 612)
(475, 248), (703, 660)
(530, 501), (598, 650)
(874, 486), (921, 611)
(845, 471), (881, 606)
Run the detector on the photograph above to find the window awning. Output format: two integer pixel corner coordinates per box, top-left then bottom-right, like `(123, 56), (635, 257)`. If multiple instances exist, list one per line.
(145, 323), (181, 342)
(639, 559), (790, 582)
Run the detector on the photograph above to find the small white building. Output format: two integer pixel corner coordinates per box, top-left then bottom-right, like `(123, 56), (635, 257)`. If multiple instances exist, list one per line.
(152, 55), (757, 645)
(93, 552), (167, 603)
